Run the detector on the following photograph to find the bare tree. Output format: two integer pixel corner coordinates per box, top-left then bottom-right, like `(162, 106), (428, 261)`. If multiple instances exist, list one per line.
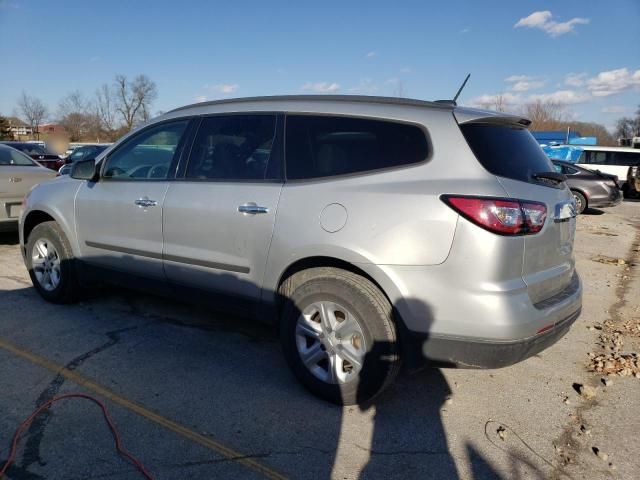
(17, 92), (48, 140)
(493, 94), (508, 113)
(615, 117), (636, 139)
(475, 94), (510, 112)
(522, 100), (566, 130)
(58, 91), (96, 142)
(95, 84), (118, 140)
(113, 74), (157, 131)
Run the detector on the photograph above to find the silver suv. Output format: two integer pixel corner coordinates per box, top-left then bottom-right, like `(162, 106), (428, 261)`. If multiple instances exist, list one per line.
(20, 96), (582, 405)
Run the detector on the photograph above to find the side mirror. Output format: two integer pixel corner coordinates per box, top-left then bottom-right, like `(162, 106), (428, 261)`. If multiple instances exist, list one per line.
(71, 159), (98, 180)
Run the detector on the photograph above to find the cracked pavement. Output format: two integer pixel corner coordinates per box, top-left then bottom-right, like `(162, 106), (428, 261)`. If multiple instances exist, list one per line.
(0, 201), (638, 479)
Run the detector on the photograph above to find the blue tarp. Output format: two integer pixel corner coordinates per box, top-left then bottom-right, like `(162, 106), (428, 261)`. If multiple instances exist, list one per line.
(541, 145), (584, 162)
(532, 131), (597, 146)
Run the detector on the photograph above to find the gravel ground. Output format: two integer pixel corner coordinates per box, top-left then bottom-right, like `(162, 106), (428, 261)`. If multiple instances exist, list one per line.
(0, 201), (638, 480)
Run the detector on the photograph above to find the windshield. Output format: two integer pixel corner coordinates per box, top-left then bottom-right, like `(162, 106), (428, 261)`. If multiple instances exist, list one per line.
(69, 147), (87, 160)
(0, 146), (37, 166)
(13, 143), (49, 155)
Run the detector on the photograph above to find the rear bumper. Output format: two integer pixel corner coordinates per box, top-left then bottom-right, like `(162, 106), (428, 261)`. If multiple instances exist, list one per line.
(418, 307), (580, 368)
(589, 188), (623, 208)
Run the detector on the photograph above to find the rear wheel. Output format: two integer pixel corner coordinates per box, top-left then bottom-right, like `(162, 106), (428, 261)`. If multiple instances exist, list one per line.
(26, 221), (79, 303)
(280, 267), (400, 405)
(571, 190), (587, 214)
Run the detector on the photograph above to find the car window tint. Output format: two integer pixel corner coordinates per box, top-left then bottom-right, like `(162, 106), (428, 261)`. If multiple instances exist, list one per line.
(69, 147), (86, 161)
(0, 147), (36, 166)
(610, 152), (640, 166)
(553, 163), (562, 173)
(590, 151), (608, 165)
(565, 166), (579, 175)
(460, 124), (554, 185)
(186, 115), (277, 181)
(285, 115), (428, 180)
(103, 121), (188, 180)
(14, 144), (46, 155)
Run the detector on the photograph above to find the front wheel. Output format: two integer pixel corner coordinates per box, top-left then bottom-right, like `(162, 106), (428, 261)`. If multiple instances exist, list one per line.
(26, 221), (80, 303)
(280, 267), (401, 405)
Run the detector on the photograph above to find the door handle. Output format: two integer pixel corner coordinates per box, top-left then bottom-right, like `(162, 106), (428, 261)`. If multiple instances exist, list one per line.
(238, 203), (269, 215)
(135, 198), (158, 208)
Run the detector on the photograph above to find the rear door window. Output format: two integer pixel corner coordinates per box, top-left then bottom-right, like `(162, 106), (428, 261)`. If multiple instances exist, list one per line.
(285, 115), (429, 180)
(460, 123), (555, 185)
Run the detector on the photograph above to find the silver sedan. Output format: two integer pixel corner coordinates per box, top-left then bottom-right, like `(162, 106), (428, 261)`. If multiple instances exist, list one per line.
(0, 144), (56, 231)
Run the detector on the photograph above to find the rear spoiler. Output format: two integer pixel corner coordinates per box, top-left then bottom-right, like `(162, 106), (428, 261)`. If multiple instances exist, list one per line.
(454, 107), (531, 128)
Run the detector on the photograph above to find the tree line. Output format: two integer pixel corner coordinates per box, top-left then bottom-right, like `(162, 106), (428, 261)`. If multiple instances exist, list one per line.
(476, 95), (640, 146)
(4, 74), (157, 142)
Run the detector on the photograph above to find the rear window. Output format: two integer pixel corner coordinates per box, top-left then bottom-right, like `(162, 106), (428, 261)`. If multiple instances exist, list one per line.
(286, 115), (428, 180)
(460, 124), (555, 184)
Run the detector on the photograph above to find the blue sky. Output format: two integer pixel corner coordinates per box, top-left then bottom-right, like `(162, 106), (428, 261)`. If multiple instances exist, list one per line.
(1, 0), (639, 131)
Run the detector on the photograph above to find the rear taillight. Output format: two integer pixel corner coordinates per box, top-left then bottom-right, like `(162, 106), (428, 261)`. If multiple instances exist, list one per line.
(442, 195), (547, 236)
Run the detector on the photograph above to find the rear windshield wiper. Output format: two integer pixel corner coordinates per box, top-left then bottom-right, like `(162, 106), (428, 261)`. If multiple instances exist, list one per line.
(532, 171), (567, 183)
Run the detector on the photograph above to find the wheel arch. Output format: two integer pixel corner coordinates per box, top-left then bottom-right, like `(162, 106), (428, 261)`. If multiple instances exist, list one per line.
(21, 208), (79, 258)
(269, 255), (406, 327)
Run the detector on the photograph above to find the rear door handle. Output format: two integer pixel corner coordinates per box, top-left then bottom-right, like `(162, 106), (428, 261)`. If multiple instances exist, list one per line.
(135, 198), (158, 208)
(238, 203), (269, 215)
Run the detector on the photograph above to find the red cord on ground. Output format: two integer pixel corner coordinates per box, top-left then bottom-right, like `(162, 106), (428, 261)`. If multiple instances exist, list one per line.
(0, 393), (154, 479)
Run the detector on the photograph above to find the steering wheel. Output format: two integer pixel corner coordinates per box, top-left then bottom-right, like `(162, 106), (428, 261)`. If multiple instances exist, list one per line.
(147, 164), (168, 179)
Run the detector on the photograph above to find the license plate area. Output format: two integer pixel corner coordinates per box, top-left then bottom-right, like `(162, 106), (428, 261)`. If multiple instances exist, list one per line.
(7, 203), (21, 218)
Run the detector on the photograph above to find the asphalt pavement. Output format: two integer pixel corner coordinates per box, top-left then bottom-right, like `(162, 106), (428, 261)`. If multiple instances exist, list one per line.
(0, 201), (638, 480)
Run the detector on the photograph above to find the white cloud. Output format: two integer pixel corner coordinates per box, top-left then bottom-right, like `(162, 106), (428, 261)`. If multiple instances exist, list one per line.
(469, 92), (522, 108)
(602, 106), (629, 114)
(400, 67), (412, 73)
(505, 75), (545, 92)
(564, 72), (588, 87)
(460, 28), (470, 34)
(302, 82), (340, 93)
(527, 90), (590, 104)
(514, 10), (590, 37)
(349, 79), (378, 94)
(208, 83), (239, 94)
(586, 68), (640, 97)
(469, 89), (589, 109)
(511, 80), (545, 92)
(366, 51), (377, 58)
(194, 95), (207, 103)
(505, 75), (530, 82)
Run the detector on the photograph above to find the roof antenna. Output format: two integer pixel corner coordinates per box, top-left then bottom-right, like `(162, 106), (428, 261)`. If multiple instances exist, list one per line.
(452, 73), (471, 104)
(435, 73), (470, 106)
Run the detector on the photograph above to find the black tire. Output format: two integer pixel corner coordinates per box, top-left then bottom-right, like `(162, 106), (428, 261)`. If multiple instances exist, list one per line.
(279, 267), (401, 405)
(572, 190), (587, 214)
(25, 221), (79, 304)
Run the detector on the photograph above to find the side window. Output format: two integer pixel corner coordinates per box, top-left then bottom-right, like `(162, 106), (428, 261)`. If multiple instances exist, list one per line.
(103, 120), (188, 180)
(610, 152), (640, 166)
(577, 151), (587, 163)
(285, 115), (429, 180)
(553, 163), (562, 173)
(591, 151), (608, 165)
(564, 166), (579, 175)
(185, 115), (277, 181)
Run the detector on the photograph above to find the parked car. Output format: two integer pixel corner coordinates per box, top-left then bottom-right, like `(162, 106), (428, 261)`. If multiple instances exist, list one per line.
(0, 144), (56, 231)
(552, 160), (623, 214)
(19, 95), (582, 404)
(573, 145), (640, 194)
(58, 144), (110, 176)
(0, 142), (64, 171)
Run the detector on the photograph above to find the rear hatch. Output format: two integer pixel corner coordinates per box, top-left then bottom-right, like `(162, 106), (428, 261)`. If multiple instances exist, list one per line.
(456, 112), (576, 305)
